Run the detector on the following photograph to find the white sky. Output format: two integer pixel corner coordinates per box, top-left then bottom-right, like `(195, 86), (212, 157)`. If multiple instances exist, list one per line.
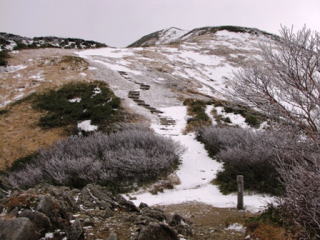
(0, 0), (319, 47)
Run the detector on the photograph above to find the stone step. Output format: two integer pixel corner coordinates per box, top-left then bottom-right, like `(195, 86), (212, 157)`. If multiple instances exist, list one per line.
(129, 95), (140, 100)
(140, 84), (150, 90)
(133, 99), (145, 104)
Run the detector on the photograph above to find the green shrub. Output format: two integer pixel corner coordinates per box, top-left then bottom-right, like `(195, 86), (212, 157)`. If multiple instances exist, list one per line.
(0, 51), (9, 66)
(33, 81), (122, 131)
(215, 159), (283, 195)
(0, 109), (9, 115)
(183, 99), (211, 131)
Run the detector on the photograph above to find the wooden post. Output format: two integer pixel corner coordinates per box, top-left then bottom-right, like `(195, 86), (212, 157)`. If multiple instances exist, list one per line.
(237, 175), (244, 210)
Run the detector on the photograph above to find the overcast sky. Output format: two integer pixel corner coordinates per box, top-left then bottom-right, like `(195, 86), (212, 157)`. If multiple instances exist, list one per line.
(1, 0), (319, 47)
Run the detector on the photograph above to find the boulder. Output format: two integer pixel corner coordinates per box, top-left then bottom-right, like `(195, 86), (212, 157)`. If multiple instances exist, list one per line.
(19, 210), (52, 234)
(140, 207), (166, 222)
(168, 213), (192, 236)
(0, 217), (41, 240)
(36, 195), (69, 228)
(80, 184), (116, 210)
(137, 222), (178, 240)
(67, 219), (84, 240)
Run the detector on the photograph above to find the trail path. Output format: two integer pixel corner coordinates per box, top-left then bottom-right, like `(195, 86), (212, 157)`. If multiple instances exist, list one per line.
(78, 48), (274, 212)
(130, 106), (274, 212)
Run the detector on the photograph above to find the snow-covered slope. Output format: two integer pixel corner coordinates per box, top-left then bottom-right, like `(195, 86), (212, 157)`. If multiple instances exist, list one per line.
(128, 27), (188, 47)
(79, 27), (273, 103)
(75, 26), (277, 212)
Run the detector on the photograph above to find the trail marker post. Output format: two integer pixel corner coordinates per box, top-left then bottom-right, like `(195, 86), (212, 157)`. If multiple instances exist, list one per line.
(237, 175), (244, 210)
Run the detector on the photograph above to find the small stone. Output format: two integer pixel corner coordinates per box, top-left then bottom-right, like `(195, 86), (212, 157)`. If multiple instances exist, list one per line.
(0, 217), (41, 240)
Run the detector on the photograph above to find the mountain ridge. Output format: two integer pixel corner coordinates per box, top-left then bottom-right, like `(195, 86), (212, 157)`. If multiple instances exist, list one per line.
(0, 32), (107, 51)
(128, 25), (278, 48)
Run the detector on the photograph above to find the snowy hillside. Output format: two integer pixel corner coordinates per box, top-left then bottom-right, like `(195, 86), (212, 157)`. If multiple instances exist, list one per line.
(76, 26), (276, 211)
(128, 27), (188, 47)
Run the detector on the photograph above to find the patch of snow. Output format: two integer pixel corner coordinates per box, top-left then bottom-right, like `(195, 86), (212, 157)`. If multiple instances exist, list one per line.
(29, 72), (45, 81)
(0, 65), (27, 73)
(156, 27), (188, 45)
(80, 72), (87, 77)
(69, 97), (81, 103)
(88, 66), (97, 70)
(78, 47), (134, 59)
(77, 120), (98, 132)
(225, 223), (246, 233)
(45, 232), (54, 239)
(205, 105), (217, 125)
(216, 106), (249, 128)
(93, 87), (101, 95)
(94, 59), (142, 75)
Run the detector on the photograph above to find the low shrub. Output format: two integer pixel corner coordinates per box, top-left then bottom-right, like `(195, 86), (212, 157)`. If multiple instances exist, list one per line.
(213, 100), (265, 128)
(183, 98), (211, 131)
(0, 109), (9, 115)
(33, 81), (122, 131)
(0, 50), (9, 66)
(4, 126), (182, 192)
(197, 127), (286, 195)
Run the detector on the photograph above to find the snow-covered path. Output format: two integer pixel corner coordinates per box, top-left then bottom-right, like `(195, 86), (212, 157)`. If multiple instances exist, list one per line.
(130, 106), (274, 212)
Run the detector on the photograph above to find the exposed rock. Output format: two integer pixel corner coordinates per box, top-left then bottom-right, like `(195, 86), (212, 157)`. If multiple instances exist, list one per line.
(136, 222), (179, 240)
(168, 213), (192, 236)
(80, 184), (116, 210)
(140, 207), (166, 222)
(19, 210), (52, 234)
(36, 195), (69, 228)
(106, 231), (118, 240)
(167, 173), (181, 185)
(0, 184), (193, 239)
(139, 202), (149, 209)
(67, 219), (84, 240)
(0, 217), (41, 240)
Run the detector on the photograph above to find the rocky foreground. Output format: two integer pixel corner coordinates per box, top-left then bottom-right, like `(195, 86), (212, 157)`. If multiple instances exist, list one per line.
(0, 184), (192, 240)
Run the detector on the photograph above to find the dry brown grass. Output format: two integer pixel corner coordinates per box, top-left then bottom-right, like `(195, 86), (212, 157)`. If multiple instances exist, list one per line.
(160, 202), (252, 240)
(0, 48), (94, 107)
(160, 203), (297, 240)
(248, 223), (295, 240)
(0, 100), (66, 170)
(0, 48), (97, 170)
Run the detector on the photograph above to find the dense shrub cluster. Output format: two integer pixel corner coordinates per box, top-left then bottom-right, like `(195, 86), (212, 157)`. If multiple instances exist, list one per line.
(4, 126), (182, 192)
(197, 127), (287, 195)
(33, 81), (121, 130)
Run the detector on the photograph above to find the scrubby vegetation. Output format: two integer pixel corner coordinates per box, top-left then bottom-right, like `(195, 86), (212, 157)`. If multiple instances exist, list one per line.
(183, 98), (211, 131)
(32, 81), (121, 131)
(211, 99), (265, 128)
(197, 127), (285, 195)
(3, 126), (182, 192)
(0, 50), (9, 66)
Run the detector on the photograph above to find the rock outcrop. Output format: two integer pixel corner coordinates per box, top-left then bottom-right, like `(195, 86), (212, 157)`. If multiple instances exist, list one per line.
(0, 184), (192, 240)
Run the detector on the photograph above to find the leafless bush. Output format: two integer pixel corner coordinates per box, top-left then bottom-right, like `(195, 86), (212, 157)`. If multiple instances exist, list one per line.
(276, 143), (320, 239)
(5, 126), (182, 191)
(231, 26), (320, 137)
